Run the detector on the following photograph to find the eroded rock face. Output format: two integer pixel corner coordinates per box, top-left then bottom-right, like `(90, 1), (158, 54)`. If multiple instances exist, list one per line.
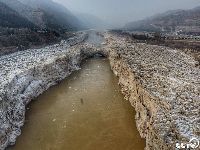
(99, 33), (200, 150)
(0, 32), (98, 150)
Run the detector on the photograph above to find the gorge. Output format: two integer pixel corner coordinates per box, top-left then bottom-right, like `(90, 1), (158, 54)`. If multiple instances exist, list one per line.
(0, 30), (200, 150)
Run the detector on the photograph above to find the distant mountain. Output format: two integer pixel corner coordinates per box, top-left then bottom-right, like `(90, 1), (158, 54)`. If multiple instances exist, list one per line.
(73, 12), (110, 29)
(145, 9), (183, 21)
(18, 0), (85, 30)
(25, 8), (62, 29)
(124, 7), (200, 34)
(0, 1), (36, 28)
(0, 0), (33, 16)
(0, 0), (85, 30)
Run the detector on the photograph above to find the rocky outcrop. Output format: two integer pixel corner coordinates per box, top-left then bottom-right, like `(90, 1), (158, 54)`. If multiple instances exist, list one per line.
(0, 32), (97, 150)
(100, 33), (200, 150)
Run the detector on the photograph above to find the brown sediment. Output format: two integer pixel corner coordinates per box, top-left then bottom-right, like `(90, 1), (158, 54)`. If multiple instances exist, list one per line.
(7, 57), (145, 150)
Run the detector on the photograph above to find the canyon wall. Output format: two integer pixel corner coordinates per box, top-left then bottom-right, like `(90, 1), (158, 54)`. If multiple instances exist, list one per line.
(100, 33), (200, 150)
(1, 31), (200, 150)
(0, 31), (97, 150)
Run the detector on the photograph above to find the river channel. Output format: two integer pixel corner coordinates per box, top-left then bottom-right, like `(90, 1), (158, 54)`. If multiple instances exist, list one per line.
(7, 31), (145, 150)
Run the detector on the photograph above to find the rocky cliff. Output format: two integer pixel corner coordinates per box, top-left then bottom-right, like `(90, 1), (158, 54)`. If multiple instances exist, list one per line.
(0, 31), (97, 150)
(100, 33), (200, 149)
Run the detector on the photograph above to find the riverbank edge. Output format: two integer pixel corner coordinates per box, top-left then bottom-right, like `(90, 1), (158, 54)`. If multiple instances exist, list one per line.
(2, 31), (199, 150)
(0, 33), (98, 149)
(101, 49), (166, 150)
(99, 33), (199, 150)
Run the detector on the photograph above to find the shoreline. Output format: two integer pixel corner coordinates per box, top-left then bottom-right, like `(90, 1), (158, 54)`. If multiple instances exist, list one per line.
(0, 31), (95, 150)
(0, 31), (200, 150)
(101, 33), (200, 149)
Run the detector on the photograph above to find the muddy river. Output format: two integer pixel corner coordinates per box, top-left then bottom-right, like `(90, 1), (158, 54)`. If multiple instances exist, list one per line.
(7, 31), (145, 150)
(83, 30), (105, 48)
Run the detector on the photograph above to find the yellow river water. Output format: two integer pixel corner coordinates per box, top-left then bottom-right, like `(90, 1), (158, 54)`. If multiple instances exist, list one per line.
(7, 31), (145, 150)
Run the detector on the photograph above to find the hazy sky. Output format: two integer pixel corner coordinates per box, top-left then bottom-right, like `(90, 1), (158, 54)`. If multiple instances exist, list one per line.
(53, 0), (200, 28)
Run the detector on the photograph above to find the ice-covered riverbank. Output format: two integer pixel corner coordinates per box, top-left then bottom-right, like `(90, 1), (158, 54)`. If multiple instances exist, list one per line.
(100, 33), (200, 150)
(1, 31), (200, 150)
(0, 31), (98, 150)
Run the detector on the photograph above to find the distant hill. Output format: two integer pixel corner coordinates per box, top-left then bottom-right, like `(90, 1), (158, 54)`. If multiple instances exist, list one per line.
(0, 0), (62, 29)
(124, 7), (200, 34)
(25, 8), (62, 29)
(73, 12), (110, 29)
(18, 0), (85, 30)
(0, 1), (36, 28)
(0, 0), (85, 30)
(0, 0), (33, 16)
(145, 9), (183, 21)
